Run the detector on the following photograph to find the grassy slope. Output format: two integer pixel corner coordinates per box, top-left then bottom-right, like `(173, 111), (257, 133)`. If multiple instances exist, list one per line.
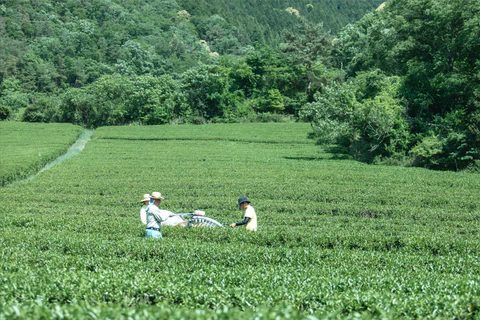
(95, 122), (313, 143)
(0, 122), (82, 186)
(0, 123), (479, 318)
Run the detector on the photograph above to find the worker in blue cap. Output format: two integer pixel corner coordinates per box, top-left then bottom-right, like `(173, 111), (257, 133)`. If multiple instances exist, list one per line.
(230, 195), (257, 231)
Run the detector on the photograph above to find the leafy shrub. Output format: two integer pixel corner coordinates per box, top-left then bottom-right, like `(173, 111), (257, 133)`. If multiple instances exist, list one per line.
(299, 82), (357, 144)
(410, 134), (443, 167)
(411, 109), (480, 170)
(60, 89), (98, 127)
(0, 105), (11, 120)
(25, 94), (62, 123)
(251, 112), (295, 123)
(332, 0), (480, 170)
(0, 79), (29, 110)
(22, 105), (45, 122)
(262, 89), (286, 113)
(300, 71), (410, 162)
(59, 75), (189, 127)
(180, 64), (230, 119)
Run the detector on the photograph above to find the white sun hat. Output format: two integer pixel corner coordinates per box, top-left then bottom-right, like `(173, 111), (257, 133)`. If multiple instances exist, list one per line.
(140, 194), (151, 203)
(150, 192), (165, 200)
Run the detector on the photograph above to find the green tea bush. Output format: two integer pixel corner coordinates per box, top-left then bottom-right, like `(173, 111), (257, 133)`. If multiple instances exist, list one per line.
(0, 122), (82, 185)
(1, 123), (479, 318)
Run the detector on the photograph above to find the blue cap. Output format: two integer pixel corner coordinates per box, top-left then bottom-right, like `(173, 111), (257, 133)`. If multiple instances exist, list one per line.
(238, 196), (250, 207)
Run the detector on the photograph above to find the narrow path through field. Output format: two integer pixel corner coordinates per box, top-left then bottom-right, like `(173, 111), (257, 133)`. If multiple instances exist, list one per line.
(12, 129), (94, 185)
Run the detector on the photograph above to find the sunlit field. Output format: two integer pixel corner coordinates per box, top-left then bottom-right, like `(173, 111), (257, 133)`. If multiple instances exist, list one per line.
(1, 122), (479, 319)
(0, 122), (82, 186)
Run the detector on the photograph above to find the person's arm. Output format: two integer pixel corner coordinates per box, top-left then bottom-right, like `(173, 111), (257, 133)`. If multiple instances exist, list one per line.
(233, 216), (251, 226)
(158, 209), (174, 221)
(152, 208), (167, 222)
(140, 208), (147, 225)
(236, 206), (254, 226)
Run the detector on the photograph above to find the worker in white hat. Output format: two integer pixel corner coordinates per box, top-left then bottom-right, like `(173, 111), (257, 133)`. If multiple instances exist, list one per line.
(139, 193), (151, 225)
(145, 192), (170, 238)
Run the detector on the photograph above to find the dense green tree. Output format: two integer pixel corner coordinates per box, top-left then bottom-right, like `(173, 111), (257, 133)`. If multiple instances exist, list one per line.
(178, 0), (382, 45)
(114, 40), (155, 75)
(326, 0), (480, 169)
(300, 70), (410, 162)
(180, 64), (230, 119)
(242, 47), (306, 114)
(0, 78), (29, 111)
(1, 0), (404, 141)
(58, 75), (188, 127)
(280, 18), (333, 98)
(195, 14), (240, 54)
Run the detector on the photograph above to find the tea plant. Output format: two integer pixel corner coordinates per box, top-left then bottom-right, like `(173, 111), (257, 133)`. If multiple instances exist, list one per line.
(0, 123), (479, 319)
(0, 122), (82, 186)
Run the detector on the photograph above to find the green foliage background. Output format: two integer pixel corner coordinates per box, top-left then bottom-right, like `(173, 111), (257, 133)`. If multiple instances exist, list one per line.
(302, 0), (480, 170)
(0, 0), (381, 123)
(1, 0), (478, 169)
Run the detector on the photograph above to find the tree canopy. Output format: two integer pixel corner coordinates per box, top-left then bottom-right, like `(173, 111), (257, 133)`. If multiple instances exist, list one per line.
(303, 0), (480, 170)
(0, 0), (380, 125)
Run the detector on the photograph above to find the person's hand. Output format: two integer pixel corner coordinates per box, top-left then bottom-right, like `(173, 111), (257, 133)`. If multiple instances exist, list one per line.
(229, 223), (236, 228)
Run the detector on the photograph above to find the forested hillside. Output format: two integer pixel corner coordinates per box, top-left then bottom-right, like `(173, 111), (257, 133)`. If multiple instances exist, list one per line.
(0, 0), (380, 124)
(176, 0), (383, 49)
(300, 0), (480, 170)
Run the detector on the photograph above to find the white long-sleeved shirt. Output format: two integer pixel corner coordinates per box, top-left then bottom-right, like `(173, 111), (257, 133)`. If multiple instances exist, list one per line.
(244, 205), (257, 231)
(140, 206), (147, 225)
(145, 204), (170, 229)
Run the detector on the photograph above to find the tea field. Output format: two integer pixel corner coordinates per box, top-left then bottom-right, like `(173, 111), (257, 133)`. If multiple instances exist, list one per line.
(0, 122), (82, 186)
(0, 122), (479, 319)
